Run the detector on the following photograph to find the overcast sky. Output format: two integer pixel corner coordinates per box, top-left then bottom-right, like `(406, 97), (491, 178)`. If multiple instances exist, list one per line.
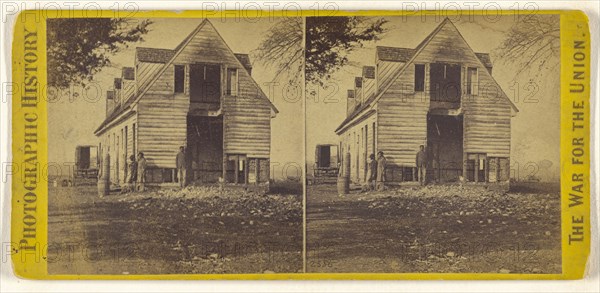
(48, 18), (304, 180)
(47, 15), (560, 181)
(305, 15), (560, 181)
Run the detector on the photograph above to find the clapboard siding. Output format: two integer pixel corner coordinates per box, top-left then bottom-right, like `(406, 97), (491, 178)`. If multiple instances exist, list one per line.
(136, 62), (163, 95)
(376, 20), (511, 167)
(362, 77), (375, 104)
(337, 19), (514, 180)
(377, 60), (429, 167)
(99, 114), (137, 185)
(376, 61), (403, 90)
(173, 21), (272, 158)
(137, 93), (189, 168)
(97, 20), (274, 183)
(338, 114), (376, 183)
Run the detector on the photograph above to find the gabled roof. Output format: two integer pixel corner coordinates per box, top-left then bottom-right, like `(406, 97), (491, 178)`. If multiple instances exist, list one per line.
(376, 46), (415, 62)
(336, 18), (517, 134)
(135, 48), (253, 73)
(136, 47), (175, 63)
(474, 53), (493, 70)
(233, 53), (253, 72)
(96, 19), (276, 135)
(376, 46), (493, 69)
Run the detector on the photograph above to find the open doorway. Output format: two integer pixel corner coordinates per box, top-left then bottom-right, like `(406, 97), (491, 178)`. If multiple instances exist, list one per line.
(189, 63), (221, 103)
(186, 116), (223, 183)
(430, 63), (461, 104)
(427, 114), (463, 183)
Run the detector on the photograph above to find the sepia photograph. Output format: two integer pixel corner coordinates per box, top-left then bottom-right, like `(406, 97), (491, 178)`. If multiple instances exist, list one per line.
(305, 15), (561, 273)
(46, 17), (304, 274)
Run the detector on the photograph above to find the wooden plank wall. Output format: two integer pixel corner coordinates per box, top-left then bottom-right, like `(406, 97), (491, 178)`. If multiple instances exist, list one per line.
(376, 60), (403, 90)
(132, 20), (272, 170)
(362, 76), (375, 104)
(137, 94), (189, 168)
(377, 62), (429, 167)
(338, 115), (376, 183)
(136, 62), (163, 96)
(168, 21), (271, 159)
(100, 114), (137, 185)
(376, 20), (512, 171)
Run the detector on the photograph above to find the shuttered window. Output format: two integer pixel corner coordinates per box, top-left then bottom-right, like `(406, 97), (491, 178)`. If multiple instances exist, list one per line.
(467, 67), (478, 95)
(414, 64), (425, 92)
(226, 68), (238, 96)
(174, 65), (185, 93)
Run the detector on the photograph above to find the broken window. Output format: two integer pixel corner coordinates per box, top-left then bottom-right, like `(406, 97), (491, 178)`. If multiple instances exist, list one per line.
(226, 68), (238, 96)
(430, 63), (461, 102)
(190, 64), (221, 103)
(466, 153), (487, 182)
(174, 65), (184, 93)
(414, 64), (425, 92)
(488, 157), (510, 182)
(467, 67), (478, 95)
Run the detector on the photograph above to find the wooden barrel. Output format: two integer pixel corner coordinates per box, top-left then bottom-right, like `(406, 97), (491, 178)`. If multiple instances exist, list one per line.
(337, 176), (349, 195)
(97, 180), (109, 197)
(98, 153), (110, 197)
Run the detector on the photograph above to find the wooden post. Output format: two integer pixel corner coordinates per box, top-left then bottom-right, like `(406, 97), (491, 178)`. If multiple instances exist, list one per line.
(222, 155), (227, 186)
(244, 158), (249, 186)
(484, 156), (488, 183)
(463, 152), (468, 182)
(254, 158), (259, 185)
(475, 156), (480, 182)
(234, 156), (239, 184)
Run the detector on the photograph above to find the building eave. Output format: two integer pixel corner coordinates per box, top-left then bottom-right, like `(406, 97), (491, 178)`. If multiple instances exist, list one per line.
(335, 109), (376, 135)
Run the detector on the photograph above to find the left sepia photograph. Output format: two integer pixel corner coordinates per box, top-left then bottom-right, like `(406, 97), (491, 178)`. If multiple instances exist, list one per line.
(46, 17), (304, 275)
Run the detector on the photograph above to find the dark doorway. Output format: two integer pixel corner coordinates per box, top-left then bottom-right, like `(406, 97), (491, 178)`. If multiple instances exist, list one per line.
(430, 63), (461, 103)
(317, 146), (331, 168)
(427, 114), (463, 183)
(186, 116), (223, 183)
(189, 64), (221, 103)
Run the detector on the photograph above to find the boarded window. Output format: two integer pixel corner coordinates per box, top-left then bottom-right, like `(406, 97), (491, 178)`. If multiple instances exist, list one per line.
(467, 67), (478, 95)
(414, 64), (425, 92)
(430, 63), (461, 102)
(174, 65), (184, 93)
(498, 158), (510, 181)
(226, 68), (238, 96)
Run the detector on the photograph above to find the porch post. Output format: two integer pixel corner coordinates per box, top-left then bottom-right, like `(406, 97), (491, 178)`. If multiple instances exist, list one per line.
(462, 152), (468, 182)
(234, 156), (239, 184)
(254, 159), (259, 185)
(474, 155), (479, 183)
(244, 158), (249, 186)
(222, 154), (227, 185)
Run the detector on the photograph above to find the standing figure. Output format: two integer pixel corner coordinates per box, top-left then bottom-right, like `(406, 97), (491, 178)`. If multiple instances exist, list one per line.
(176, 146), (187, 188)
(416, 145), (427, 186)
(137, 152), (147, 192)
(123, 155), (137, 193)
(364, 154), (377, 191)
(376, 151), (387, 191)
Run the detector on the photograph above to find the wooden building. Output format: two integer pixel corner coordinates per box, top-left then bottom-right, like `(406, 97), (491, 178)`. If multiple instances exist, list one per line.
(335, 18), (518, 185)
(94, 19), (278, 187)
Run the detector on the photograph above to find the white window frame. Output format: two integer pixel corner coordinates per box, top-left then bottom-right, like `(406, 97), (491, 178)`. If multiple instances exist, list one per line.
(227, 68), (239, 96)
(467, 67), (479, 96)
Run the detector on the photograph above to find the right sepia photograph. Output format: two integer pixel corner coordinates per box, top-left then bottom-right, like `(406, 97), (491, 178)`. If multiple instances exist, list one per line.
(305, 15), (561, 273)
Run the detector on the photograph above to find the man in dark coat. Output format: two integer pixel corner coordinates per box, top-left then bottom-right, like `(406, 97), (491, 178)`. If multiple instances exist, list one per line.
(416, 145), (427, 186)
(176, 146), (186, 188)
(376, 151), (386, 191)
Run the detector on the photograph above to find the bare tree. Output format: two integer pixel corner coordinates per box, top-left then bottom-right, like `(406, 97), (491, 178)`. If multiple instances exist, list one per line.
(495, 15), (560, 78)
(254, 17), (388, 86)
(253, 17), (304, 84)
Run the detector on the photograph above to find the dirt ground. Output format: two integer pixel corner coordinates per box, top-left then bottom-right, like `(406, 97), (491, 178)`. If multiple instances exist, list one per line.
(47, 182), (302, 275)
(306, 182), (561, 274)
